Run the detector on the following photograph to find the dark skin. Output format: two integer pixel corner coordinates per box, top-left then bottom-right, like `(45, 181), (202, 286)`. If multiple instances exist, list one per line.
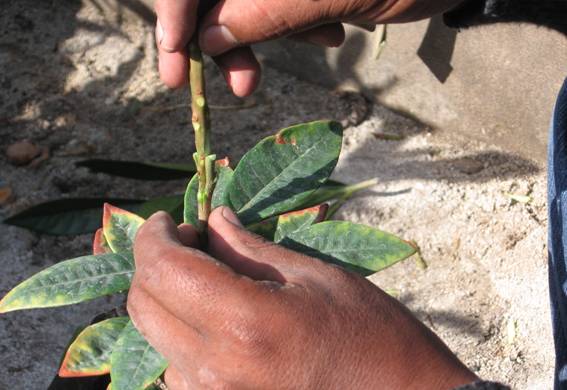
(128, 208), (477, 389)
(129, 0), (480, 388)
(154, 0), (463, 96)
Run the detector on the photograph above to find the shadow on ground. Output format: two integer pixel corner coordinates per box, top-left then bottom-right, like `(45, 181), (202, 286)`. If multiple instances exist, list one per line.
(0, 0), (543, 388)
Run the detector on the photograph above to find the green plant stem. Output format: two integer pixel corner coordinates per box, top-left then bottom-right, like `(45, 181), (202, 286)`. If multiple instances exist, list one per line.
(189, 40), (214, 232)
(325, 178), (379, 219)
(341, 178), (379, 194)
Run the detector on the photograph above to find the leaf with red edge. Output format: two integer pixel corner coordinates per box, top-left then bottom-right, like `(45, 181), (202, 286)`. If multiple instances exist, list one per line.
(93, 228), (111, 255)
(103, 204), (145, 253)
(228, 120), (342, 225)
(59, 317), (129, 378)
(274, 204), (328, 242)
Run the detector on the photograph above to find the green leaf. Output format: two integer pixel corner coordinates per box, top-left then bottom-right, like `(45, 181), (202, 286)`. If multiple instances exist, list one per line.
(108, 380), (162, 390)
(211, 159), (234, 209)
(110, 321), (168, 390)
(0, 253), (135, 313)
(103, 204), (145, 253)
(279, 221), (415, 276)
(274, 205), (327, 242)
(3, 198), (145, 236)
(228, 120), (343, 225)
(183, 174), (199, 227)
(76, 159), (195, 180)
(59, 317), (129, 377)
(135, 195), (184, 223)
(3, 196), (186, 236)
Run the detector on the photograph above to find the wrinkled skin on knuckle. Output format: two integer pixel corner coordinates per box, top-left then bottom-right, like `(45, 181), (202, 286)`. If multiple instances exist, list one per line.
(136, 245), (182, 289)
(223, 304), (274, 357)
(194, 364), (238, 390)
(209, 295), (290, 385)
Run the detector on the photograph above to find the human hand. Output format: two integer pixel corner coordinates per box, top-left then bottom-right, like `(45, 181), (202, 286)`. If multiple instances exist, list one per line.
(128, 206), (477, 389)
(154, 0), (464, 96)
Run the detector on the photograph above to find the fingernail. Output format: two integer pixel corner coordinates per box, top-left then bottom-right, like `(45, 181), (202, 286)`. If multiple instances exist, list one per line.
(222, 69), (234, 93)
(156, 19), (175, 52)
(156, 19), (165, 46)
(222, 207), (243, 227)
(200, 25), (238, 56)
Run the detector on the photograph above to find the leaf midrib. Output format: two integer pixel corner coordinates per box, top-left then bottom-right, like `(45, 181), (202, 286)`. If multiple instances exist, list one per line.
(21, 269), (133, 294)
(238, 135), (331, 213)
(129, 342), (153, 387)
(295, 247), (407, 256)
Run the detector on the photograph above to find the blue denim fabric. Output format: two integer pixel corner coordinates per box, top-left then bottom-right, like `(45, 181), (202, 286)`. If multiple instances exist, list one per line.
(549, 78), (567, 389)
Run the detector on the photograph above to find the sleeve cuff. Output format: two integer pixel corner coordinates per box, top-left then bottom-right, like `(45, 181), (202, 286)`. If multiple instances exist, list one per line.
(444, 0), (567, 34)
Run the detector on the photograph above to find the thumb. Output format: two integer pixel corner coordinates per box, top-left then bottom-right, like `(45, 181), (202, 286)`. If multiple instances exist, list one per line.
(199, 0), (337, 56)
(207, 207), (321, 283)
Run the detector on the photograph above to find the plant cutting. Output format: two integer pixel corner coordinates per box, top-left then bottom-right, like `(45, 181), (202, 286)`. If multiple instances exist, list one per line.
(0, 40), (416, 390)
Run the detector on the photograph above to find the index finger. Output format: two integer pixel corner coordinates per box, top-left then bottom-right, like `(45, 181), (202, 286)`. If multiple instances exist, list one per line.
(155, 0), (198, 52)
(132, 212), (262, 327)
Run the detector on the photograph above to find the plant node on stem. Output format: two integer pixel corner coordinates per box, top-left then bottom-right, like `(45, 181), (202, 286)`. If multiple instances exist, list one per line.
(189, 40), (215, 234)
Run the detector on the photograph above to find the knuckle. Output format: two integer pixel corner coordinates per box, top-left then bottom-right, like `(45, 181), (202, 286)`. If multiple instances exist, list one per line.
(137, 246), (181, 288)
(195, 366), (233, 390)
(225, 295), (289, 362)
(227, 309), (271, 356)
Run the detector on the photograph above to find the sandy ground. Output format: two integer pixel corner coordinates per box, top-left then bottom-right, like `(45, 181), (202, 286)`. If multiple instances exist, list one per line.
(0, 1), (553, 388)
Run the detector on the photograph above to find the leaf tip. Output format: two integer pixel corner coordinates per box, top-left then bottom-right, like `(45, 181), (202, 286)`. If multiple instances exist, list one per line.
(103, 203), (144, 230)
(58, 348), (110, 378)
(58, 366), (109, 378)
(102, 203), (113, 229)
(57, 352), (74, 377)
(93, 228), (110, 255)
(0, 288), (20, 314)
(0, 301), (9, 314)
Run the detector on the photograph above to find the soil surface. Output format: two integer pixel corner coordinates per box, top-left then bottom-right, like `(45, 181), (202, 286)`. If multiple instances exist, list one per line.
(0, 1), (552, 389)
